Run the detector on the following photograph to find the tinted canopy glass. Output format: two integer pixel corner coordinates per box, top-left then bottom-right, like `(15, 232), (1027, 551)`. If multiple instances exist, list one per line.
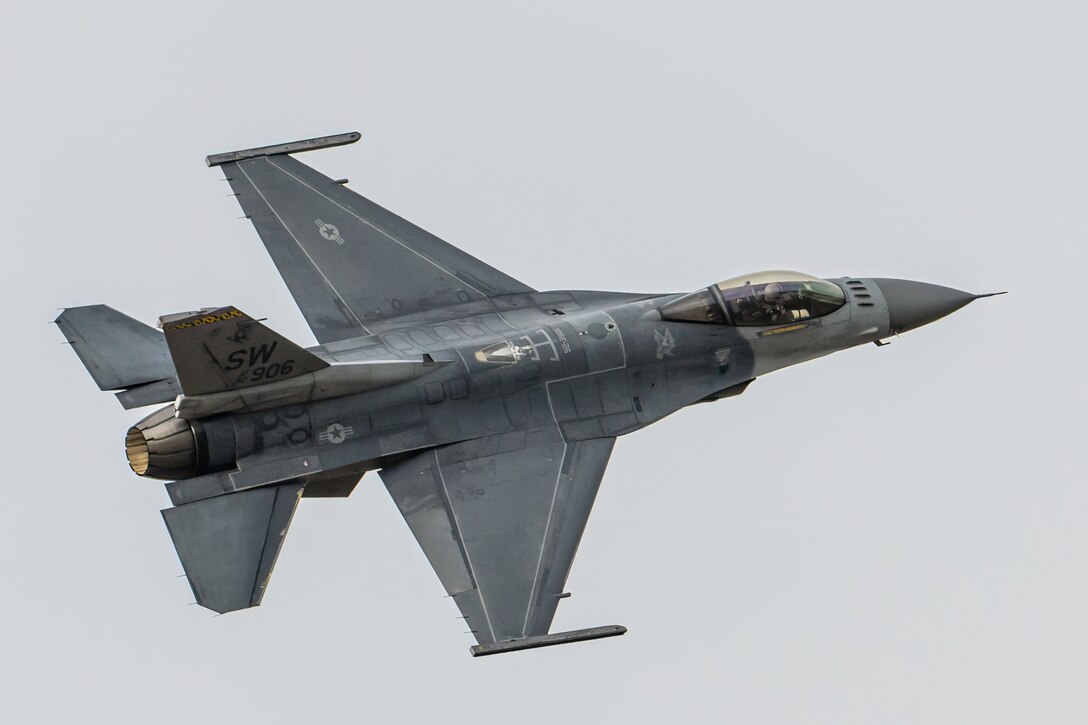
(660, 271), (846, 326)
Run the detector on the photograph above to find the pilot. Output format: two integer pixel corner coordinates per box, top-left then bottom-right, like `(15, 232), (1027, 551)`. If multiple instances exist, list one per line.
(763, 281), (785, 299)
(761, 282), (809, 323)
(752, 283), (792, 324)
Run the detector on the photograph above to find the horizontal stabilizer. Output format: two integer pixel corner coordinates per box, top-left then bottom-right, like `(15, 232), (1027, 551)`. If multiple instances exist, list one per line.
(161, 307), (328, 396)
(162, 481), (304, 613)
(115, 378), (182, 410)
(56, 305), (180, 408)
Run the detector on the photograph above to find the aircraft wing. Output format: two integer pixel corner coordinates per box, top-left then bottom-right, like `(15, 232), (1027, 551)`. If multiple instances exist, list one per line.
(208, 133), (536, 344)
(380, 427), (619, 654)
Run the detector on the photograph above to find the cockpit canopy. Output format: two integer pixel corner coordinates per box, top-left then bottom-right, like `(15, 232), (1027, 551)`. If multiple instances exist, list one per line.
(659, 271), (846, 326)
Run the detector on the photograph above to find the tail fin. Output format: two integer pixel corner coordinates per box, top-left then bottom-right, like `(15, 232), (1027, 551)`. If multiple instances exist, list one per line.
(160, 307), (328, 396)
(55, 305), (181, 409)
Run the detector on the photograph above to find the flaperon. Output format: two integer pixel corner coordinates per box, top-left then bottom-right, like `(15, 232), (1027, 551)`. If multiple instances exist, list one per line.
(56, 132), (1002, 656)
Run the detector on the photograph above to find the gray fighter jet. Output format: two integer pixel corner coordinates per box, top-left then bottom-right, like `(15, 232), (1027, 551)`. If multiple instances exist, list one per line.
(57, 133), (1001, 656)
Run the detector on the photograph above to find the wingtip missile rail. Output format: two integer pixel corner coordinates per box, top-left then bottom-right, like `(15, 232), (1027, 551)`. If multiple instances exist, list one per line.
(205, 131), (361, 167)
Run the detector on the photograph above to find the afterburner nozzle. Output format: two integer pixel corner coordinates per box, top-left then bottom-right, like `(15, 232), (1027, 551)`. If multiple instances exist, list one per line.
(125, 406), (199, 479)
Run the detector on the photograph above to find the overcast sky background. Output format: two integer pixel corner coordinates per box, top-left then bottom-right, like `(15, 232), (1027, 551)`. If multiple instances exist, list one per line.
(2, 2), (1085, 723)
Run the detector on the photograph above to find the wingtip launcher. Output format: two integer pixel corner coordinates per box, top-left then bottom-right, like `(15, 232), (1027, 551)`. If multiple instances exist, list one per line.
(205, 131), (361, 167)
(469, 625), (628, 657)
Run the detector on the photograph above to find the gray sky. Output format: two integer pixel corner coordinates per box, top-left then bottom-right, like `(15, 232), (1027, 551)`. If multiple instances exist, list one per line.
(3, 1), (1085, 723)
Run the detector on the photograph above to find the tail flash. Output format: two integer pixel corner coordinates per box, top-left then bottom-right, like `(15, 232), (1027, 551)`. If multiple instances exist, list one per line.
(160, 307), (328, 396)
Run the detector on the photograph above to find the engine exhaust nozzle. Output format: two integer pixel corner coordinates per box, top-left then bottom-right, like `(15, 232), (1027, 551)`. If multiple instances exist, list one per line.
(125, 405), (200, 479)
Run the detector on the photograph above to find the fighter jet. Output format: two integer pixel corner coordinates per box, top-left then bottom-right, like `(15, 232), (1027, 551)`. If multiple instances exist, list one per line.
(56, 132), (1001, 656)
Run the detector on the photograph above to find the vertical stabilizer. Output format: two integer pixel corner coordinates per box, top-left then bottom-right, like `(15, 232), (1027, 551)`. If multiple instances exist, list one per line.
(160, 307), (328, 395)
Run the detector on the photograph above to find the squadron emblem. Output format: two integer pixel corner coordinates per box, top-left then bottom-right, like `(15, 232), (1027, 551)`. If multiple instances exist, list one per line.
(654, 328), (676, 359)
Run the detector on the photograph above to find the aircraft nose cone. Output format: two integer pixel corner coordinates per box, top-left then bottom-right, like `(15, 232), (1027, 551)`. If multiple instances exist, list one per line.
(871, 278), (979, 334)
